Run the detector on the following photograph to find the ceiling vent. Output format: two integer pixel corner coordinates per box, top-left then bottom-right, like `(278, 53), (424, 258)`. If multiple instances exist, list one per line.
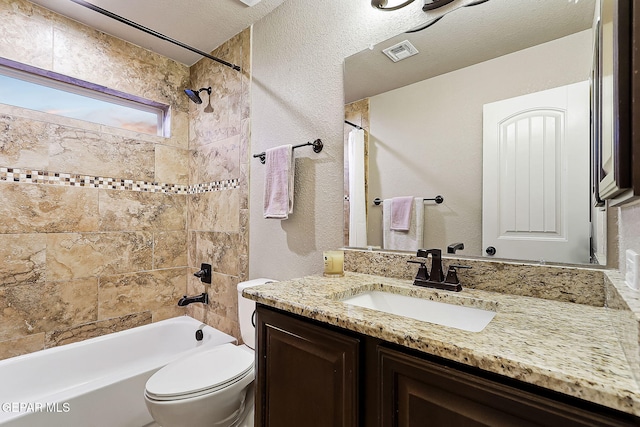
(382, 40), (419, 62)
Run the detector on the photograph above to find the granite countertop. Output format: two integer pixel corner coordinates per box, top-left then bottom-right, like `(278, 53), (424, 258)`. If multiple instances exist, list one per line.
(243, 272), (640, 417)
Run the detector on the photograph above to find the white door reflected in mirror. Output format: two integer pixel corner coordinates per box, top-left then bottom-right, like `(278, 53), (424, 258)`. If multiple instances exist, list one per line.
(482, 81), (590, 264)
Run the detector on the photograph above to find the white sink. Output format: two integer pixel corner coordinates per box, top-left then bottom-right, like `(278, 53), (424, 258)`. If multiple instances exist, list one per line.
(341, 291), (496, 332)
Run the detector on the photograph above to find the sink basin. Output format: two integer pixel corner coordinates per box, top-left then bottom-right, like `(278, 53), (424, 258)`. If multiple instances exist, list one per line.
(341, 291), (496, 332)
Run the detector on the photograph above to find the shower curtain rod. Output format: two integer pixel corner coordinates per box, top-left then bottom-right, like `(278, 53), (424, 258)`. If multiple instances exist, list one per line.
(69, 0), (241, 72)
(345, 120), (363, 130)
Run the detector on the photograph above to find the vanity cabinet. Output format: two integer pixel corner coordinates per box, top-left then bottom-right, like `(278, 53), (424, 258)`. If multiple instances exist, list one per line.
(255, 306), (360, 427)
(378, 346), (632, 426)
(255, 305), (639, 427)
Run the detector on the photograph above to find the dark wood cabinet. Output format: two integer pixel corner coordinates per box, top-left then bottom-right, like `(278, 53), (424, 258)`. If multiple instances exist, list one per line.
(378, 346), (634, 427)
(255, 306), (360, 427)
(256, 305), (639, 427)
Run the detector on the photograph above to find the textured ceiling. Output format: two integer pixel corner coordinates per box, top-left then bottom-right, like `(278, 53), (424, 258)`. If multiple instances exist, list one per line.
(28, 0), (287, 66)
(344, 0), (596, 103)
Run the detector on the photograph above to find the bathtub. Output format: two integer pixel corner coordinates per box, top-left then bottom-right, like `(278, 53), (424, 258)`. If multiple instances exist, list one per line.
(0, 316), (236, 427)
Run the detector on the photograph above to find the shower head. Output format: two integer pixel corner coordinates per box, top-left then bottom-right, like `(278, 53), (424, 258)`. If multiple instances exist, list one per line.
(184, 89), (203, 104)
(184, 87), (212, 105)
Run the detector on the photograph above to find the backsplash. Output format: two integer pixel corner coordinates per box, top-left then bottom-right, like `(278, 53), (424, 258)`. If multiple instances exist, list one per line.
(344, 249), (605, 306)
(605, 271), (640, 385)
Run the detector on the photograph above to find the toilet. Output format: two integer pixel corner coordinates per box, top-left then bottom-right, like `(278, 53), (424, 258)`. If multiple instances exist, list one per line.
(144, 278), (275, 427)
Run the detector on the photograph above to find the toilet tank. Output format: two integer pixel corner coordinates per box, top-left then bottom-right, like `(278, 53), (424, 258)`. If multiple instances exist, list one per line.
(237, 278), (276, 349)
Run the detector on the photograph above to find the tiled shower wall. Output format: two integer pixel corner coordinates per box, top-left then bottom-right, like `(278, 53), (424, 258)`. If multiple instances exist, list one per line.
(185, 29), (251, 340)
(0, 0), (250, 359)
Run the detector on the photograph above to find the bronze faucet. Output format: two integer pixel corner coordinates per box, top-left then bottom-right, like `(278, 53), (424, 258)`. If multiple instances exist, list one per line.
(407, 249), (470, 292)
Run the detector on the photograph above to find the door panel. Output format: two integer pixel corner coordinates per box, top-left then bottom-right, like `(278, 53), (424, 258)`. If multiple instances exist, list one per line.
(483, 81), (590, 264)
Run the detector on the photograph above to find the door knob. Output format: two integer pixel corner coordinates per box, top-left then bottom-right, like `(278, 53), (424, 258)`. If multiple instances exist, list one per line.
(485, 246), (496, 256)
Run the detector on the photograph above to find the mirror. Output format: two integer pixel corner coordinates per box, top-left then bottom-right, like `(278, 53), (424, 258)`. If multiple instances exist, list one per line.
(343, 0), (604, 265)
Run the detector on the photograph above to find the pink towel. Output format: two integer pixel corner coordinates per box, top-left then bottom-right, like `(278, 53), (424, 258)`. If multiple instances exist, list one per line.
(390, 196), (414, 231)
(263, 144), (294, 219)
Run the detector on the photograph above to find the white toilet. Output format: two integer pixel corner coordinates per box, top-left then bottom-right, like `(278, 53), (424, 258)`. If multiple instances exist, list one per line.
(144, 278), (275, 427)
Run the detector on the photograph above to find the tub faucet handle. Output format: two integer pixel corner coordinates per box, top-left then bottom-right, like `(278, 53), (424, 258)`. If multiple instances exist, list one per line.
(193, 263), (212, 284)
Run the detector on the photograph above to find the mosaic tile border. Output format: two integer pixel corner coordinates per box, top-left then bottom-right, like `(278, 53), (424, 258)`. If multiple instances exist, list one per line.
(0, 167), (238, 194)
(189, 180), (239, 194)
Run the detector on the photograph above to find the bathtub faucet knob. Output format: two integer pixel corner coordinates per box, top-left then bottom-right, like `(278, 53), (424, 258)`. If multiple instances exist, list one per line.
(193, 263), (212, 284)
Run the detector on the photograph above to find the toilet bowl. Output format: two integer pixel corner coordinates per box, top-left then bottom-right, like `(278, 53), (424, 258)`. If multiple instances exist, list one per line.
(144, 278), (275, 427)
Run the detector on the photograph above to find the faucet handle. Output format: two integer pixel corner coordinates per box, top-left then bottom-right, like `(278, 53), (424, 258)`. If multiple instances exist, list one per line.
(407, 260), (429, 281)
(444, 265), (472, 285)
(193, 263), (212, 284)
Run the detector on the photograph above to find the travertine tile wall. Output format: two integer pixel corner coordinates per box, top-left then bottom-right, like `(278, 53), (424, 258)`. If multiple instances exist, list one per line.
(185, 29), (251, 341)
(0, 0), (252, 360)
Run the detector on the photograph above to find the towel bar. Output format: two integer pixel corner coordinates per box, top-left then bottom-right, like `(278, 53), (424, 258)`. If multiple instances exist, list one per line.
(253, 139), (323, 164)
(373, 196), (444, 206)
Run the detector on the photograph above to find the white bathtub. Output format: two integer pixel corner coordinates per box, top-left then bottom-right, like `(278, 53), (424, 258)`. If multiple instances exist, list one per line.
(0, 316), (236, 427)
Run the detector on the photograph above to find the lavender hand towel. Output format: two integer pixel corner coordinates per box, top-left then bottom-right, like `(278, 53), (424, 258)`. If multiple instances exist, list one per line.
(390, 196), (414, 231)
(383, 198), (424, 251)
(263, 144), (294, 219)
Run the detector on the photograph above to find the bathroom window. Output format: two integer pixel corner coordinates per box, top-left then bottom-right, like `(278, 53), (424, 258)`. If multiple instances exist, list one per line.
(0, 59), (168, 137)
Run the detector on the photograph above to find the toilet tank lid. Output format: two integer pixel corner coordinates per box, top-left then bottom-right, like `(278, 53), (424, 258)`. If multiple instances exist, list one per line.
(237, 278), (276, 292)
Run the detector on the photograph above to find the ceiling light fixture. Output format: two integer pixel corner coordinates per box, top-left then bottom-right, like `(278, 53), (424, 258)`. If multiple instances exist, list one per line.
(371, 0), (456, 11)
(371, 0), (417, 11)
(422, 0), (456, 10)
(406, 0), (490, 33)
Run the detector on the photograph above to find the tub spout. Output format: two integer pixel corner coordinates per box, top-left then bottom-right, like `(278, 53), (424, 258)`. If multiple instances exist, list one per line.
(178, 293), (209, 306)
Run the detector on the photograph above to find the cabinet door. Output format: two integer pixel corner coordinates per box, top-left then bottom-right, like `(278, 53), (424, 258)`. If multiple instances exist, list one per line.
(256, 306), (359, 427)
(378, 346), (633, 427)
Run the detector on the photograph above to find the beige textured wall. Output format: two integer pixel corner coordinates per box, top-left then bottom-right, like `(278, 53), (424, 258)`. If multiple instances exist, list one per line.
(0, 0), (248, 359)
(185, 29), (251, 340)
(249, 0), (430, 280)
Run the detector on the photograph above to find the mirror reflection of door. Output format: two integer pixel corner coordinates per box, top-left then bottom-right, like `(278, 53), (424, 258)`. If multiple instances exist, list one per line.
(482, 82), (590, 264)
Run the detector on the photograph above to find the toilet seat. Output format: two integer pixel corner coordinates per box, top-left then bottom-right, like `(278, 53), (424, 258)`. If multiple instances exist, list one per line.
(145, 343), (254, 401)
